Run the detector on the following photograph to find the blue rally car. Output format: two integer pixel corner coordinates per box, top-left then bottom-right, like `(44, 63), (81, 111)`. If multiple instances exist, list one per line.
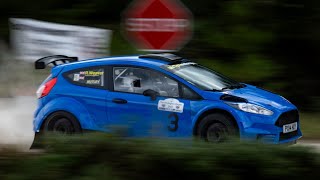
(33, 53), (302, 145)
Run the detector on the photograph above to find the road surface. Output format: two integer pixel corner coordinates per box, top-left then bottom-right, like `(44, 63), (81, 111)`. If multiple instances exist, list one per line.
(0, 96), (319, 152)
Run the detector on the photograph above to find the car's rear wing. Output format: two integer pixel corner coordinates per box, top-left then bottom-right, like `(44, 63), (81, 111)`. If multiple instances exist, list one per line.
(35, 55), (78, 69)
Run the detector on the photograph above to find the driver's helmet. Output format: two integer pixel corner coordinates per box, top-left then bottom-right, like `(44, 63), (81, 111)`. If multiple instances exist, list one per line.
(122, 72), (138, 87)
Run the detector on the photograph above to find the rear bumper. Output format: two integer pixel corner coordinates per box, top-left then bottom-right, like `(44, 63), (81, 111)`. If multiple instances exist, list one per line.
(33, 111), (42, 132)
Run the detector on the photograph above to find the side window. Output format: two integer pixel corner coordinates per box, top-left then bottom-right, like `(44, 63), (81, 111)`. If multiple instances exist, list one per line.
(113, 67), (179, 97)
(65, 67), (104, 88)
(182, 85), (202, 100)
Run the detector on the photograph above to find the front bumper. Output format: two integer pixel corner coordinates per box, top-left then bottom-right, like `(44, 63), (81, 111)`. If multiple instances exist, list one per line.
(236, 109), (302, 144)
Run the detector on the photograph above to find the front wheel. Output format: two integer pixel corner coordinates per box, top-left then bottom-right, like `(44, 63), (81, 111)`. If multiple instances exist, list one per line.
(198, 113), (238, 143)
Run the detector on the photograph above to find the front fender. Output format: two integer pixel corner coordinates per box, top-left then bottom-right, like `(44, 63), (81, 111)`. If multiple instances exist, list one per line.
(191, 102), (245, 133)
(34, 97), (97, 132)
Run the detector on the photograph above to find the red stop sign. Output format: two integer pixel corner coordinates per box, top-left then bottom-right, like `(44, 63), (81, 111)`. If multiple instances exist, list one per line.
(123, 0), (193, 51)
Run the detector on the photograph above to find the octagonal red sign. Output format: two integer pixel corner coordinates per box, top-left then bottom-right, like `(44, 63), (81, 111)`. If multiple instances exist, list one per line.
(122, 0), (193, 52)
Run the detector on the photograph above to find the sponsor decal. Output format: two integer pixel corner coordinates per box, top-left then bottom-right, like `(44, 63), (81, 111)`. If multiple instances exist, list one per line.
(158, 98), (184, 113)
(86, 79), (101, 85)
(79, 75), (85, 80)
(79, 70), (104, 76)
(166, 62), (196, 70)
(73, 74), (80, 81)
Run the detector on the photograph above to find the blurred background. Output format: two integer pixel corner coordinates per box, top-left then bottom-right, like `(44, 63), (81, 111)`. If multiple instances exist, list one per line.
(1, 1), (320, 179)
(0, 0), (319, 139)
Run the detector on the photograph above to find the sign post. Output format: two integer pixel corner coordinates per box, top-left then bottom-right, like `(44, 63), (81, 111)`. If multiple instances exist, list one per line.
(123, 0), (193, 52)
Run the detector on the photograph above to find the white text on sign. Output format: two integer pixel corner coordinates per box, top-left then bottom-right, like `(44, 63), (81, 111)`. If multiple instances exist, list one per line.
(126, 18), (189, 32)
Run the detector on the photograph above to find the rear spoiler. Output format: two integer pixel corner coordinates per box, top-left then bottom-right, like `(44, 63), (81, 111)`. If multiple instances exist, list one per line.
(35, 55), (78, 69)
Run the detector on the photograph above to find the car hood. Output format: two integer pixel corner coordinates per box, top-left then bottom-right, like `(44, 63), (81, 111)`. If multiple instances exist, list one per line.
(202, 84), (296, 111)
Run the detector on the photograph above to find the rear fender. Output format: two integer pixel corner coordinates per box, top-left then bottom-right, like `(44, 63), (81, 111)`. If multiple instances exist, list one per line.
(34, 97), (97, 131)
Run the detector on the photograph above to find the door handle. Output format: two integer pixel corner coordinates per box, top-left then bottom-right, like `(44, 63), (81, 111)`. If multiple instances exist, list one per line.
(112, 98), (127, 104)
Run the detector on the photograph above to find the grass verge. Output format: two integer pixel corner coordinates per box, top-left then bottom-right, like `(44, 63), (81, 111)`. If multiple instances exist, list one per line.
(300, 113), (320, 140)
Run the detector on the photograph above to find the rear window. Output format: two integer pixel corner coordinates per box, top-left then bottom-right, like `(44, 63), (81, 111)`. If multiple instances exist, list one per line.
(64, 67), (105, 88)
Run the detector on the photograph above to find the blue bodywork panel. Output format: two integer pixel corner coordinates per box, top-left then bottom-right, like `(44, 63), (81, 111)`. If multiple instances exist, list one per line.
(33, 55), (302, 144)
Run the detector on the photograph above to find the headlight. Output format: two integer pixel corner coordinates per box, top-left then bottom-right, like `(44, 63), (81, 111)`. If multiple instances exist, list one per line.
(225, 102), (273, 116)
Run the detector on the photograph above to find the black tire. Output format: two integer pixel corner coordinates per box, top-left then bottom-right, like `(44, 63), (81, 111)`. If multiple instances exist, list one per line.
(30, 111), (81, 149)
(197, 113), (238, 143)
(43, 111), (82, 134)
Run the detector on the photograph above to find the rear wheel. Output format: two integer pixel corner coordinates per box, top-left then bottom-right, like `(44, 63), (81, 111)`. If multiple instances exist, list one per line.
(198, 113), (238, 143)
(44, 111), (82, 134)
(30, 111), (81, 149)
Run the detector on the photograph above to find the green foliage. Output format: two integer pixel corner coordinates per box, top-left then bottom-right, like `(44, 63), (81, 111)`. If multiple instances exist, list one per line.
(300, 113), (320, 139)
(1, 134), (320, 179)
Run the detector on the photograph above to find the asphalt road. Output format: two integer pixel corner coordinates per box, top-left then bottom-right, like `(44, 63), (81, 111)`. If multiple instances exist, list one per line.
(0, 96), (319, 152)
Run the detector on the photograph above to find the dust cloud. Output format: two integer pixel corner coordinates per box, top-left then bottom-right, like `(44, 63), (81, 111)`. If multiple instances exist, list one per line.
(0, 96), (35, 150)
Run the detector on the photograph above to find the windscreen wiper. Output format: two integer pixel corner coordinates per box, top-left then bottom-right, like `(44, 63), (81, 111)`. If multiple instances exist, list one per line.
(221, 83), (245, 91)
(205, 89), (221, 92)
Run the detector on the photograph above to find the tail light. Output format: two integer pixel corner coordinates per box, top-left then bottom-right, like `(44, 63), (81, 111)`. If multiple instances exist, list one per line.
(36, 77), (57, 98)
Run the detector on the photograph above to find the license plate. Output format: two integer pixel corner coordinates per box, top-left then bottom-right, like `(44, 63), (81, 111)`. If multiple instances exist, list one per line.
(283, 122), (297, 133)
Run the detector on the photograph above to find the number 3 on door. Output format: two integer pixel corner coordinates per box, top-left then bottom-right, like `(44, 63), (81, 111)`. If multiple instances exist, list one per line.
(168, 113), (179, 132)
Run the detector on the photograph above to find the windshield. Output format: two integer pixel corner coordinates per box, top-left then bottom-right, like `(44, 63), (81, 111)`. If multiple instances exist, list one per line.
(162, 63), (241, 91)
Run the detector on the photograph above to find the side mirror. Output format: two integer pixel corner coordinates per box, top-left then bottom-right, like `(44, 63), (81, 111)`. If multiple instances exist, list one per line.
(143, 89), (159, 101)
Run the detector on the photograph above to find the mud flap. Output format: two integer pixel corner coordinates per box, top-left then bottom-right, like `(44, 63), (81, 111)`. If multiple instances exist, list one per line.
(29, 132), (44, 149)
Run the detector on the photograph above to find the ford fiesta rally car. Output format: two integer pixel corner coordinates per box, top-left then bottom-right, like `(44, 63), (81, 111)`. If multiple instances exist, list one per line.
(32, 53), (302, 145)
